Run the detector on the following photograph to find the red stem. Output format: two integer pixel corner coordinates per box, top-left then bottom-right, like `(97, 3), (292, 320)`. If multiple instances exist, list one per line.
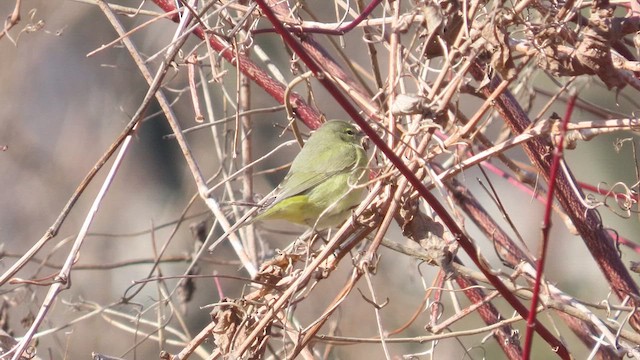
(151, 0), (323, 129)
(578, 181), (639, 202)
(481, 163), (640, 255)
(475, 64), (640, 333)
(522, 95), (576, 359)
(254, 1), (570, 358)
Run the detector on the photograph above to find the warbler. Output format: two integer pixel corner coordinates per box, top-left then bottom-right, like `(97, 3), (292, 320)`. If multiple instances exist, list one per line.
(252, 120), (368, 229)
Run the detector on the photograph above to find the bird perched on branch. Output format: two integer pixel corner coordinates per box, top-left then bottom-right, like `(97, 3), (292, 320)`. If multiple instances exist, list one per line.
(252, 120), (369, 229)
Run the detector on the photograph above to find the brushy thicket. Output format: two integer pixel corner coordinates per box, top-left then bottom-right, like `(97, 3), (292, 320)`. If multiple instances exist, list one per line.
(2, 0), (640, 359)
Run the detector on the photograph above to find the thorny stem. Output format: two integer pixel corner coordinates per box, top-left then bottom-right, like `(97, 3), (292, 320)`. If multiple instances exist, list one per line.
(522, 94), (576, 360)
(253, 1), (571, 358)
(474, 65), (640, 332)
(152, 0), (324, 128)
(0, 0), (640, 358)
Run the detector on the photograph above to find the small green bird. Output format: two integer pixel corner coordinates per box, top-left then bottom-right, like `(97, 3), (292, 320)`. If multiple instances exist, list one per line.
(252, 120), (368, 229)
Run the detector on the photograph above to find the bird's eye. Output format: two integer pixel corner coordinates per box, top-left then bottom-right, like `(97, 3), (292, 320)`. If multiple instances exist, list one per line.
(345, 129), (355, 136)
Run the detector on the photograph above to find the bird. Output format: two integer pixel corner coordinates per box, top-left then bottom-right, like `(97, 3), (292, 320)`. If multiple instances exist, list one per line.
(251, 119), (369, 229)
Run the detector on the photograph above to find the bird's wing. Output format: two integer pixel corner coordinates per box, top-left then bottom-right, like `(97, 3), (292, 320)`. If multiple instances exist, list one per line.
(271, 143), (359, 203)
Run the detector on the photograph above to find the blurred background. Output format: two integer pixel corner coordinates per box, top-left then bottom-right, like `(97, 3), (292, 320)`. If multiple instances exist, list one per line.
(1, 1), (640, 359)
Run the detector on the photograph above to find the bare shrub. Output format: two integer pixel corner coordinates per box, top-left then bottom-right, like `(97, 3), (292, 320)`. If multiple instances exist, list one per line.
(1, 0), (640, 359)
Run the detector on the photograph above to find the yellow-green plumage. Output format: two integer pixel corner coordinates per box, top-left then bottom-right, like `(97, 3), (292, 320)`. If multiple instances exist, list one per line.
(253, 120), (368, 229)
